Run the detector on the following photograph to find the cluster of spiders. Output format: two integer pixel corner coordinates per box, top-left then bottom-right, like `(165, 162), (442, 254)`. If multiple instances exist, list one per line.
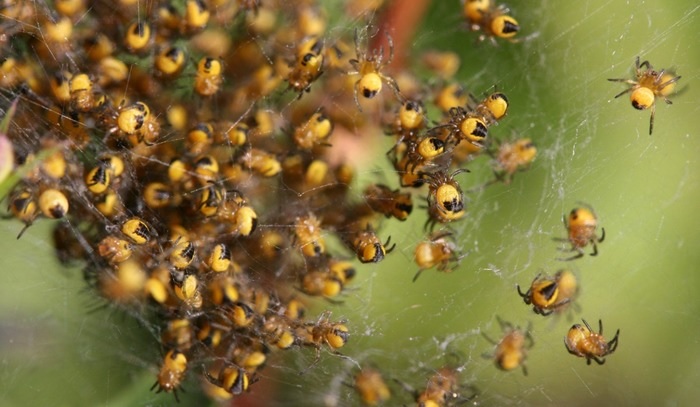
(2, 0), (678, 405)
(0, 0), (537, 403)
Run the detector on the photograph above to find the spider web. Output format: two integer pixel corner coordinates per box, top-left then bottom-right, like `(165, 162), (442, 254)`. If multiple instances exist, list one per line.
(1, 0), (700, 406)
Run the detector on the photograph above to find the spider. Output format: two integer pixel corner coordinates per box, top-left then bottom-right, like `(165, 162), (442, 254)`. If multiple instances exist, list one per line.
(354, 367), (391, 406)
(424, 169), (469, 230)
(348, 28), (403, 111)
(517, 269), (578, 316)
(463, 0), (520, 45)
(565, 319), (620, 365)
(608, 56), (681, 135)
(483, 317), (534, 375)
(554, 206), (605, 261)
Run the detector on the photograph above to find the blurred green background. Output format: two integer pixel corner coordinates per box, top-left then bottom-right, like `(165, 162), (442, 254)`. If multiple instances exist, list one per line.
(1, 0), (699, 406)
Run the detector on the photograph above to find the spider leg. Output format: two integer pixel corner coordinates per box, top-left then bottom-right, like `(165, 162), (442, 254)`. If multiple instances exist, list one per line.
(403, 151), (418, 173)
(16, 223), (32, 240)
(393, 377), (417, 396)
(564, 337), (580, 356)
(608, 329), (620, 352)
(451, 168), (470, 177)
(431, 230), (453, 241)
(481, 332), (498, 346)
(384, 236), (396, 254)
(589, 241), (598, 257)
(524, 328), (535, 348)
(353, 28), (362, 60)
(557, 249), (584, 261)
(412, 268), (425, 282)
(386, 31), (394, 65)
(654, 69), (667, 85)
(598, 227), (606, 243)
(436, 260), (450, 273)
(648, 101), (656, 135)
(331, 350), (358, 368)
(353, 79), (363, 112)
(516, 284), (530, 301)
(552, 298), (572, 310)
(203, 367), (220, 386)
(612, 86), (634, 99)
(454, 249), (468, 262)
(638, 58), (652, 70)
(659, 74), (681, 91)
(375, 45), (384, 66)
(607, 78), (637, 84)
(496, 315), (512, 331)
(382, 73), (404, 102)
(300, 348), (322, 375)
(591, 356), (606, 365)
(347, 58), (360, 72)
(424, 216), (436, 231)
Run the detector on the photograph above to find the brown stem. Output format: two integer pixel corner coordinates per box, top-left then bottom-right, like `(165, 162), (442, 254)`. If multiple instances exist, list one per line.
(371, 0), (433, 72)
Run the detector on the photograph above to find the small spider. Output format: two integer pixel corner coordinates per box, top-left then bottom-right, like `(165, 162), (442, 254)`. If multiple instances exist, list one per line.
(490, 137), (536, 184)
(424, 169), (469, 230)
(354, 367), (391, 406)
(517, 269), (578, 316)
(394, 362), (478, 407)
(348, 28), (403, 111)
(413, 231), (465, 282)
(463, 0), (520, 45)
(297, 311), (355, 374)
(437, 106), (489, 148)
(483, 317), (534, 375)
(608, 56), (681, 135)
(565, 319), (620, 365)
(554, 206), (605, 261)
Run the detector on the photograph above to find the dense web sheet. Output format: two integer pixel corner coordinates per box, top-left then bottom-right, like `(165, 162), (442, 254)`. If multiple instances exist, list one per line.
(1, 0), (699, 406)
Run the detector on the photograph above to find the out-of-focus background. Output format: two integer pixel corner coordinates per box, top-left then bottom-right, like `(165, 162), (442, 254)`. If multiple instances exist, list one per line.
(1, 0), (699, 406)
